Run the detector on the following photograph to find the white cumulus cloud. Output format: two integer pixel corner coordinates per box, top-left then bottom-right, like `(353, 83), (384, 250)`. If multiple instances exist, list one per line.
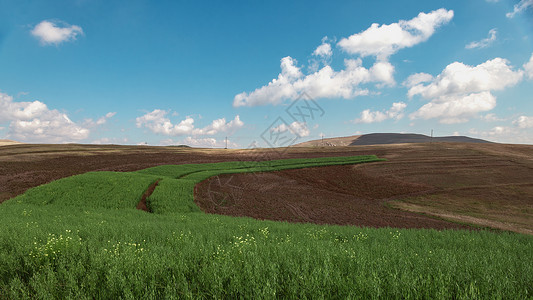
(313, 41), (332, 58)
(233, 10), (454, 107)
(191, 115), (244, 135)
(337, 8), (453, 60)
(0, 92), (89, 142)
(466, 28), (497, 49)
(408, 58), (523, 99)
(408, 57), (524, 123)
(513, 115), (533, 128)
(524, 53), (533, 79)
(270, 121), (310, 137)
(233, 57), (394, 107)
(31, 20), (83, 45)
(353, 102), (407, 124)
(506, 0), (533, 18)
(402, 72), (433, 87)
(136, 109), (244, 136)
(410, 92), (497, 124)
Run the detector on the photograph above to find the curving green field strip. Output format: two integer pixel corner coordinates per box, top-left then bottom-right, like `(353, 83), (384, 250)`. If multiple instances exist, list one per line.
(6, 172), (160, 210)
(1, 155), (532, 299)
(8, 155), (383, 213)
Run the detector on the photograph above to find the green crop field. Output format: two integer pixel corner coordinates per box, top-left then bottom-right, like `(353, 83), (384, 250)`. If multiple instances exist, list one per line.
(1, 155), (532, 299)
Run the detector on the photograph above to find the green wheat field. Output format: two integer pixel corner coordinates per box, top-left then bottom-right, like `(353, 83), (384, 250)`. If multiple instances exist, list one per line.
(1, 155), (532, 299)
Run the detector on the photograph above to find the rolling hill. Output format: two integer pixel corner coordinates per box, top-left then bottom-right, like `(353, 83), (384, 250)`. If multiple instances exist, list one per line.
(294, 133), (492, 147)
(0, 139), (23, 146)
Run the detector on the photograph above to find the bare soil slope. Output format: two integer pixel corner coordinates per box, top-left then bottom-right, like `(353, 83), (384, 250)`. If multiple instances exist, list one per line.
(0, 139), (23, 146)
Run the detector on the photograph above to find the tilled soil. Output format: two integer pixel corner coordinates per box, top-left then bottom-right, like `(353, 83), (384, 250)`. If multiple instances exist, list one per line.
(194, 165), (472, 229)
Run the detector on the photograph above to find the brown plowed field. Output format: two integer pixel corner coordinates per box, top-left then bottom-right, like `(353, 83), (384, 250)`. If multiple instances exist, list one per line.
(194, 165), (471, 229)
(1, 142), (533, 233)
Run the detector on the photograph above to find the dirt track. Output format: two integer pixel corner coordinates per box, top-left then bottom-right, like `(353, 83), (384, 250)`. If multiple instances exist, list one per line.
(1, 142), (532, 233)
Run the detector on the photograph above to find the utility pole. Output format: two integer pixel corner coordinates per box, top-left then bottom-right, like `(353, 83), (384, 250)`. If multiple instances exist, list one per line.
(225, 136), (228, 149)
(321, 134), (324, 146)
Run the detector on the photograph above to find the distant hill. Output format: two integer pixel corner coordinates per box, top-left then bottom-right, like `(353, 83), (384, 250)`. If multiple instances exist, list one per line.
(294, 133), (492, 147)
(0, 139), (23, 146)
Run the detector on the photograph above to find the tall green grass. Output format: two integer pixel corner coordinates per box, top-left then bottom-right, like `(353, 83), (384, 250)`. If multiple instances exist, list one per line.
(7, 172), (159, 210)
(1, 155), (532, 299)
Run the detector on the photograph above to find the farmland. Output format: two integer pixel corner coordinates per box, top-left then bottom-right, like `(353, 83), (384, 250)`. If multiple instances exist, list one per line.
(0, 143), (533, 298)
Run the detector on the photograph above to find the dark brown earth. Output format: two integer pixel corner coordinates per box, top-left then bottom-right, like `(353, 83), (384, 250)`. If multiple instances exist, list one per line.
(137, 180), (160, 212)
(1, 142), (532, 233)
(194, 165), (472, 229)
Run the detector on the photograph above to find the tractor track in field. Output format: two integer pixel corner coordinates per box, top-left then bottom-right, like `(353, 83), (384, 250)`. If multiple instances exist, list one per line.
(137, 180), (160, 212)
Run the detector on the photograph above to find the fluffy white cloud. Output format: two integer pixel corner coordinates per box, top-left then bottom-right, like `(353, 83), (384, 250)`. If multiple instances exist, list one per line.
(524, 54), (533, 79)
(402, 72), (433, 87)
(135, 110), (194, 135)
(233, 57), (394, 107)
(466, 28), (497, 49)
(271, 121), (310, 137)
(313, 42), (332, 58)
(31, 20), (83, 45)
(408, 57), (524, 123)
(353, 102), (406, 124)
(506, 0), (533, 18)
(136, 109), (244, 136)
(337, 9), (453, 60)
(410, 92), (496, 124)
(513, 115), (533, 128)
(191, 115), (244, 135)
(0, 92), (89, 142)
(408, 58), (523, 99)
(234, 10), (454, 107)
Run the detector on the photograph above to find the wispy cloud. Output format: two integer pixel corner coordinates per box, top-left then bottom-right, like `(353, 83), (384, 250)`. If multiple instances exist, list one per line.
(506, 0), (533, 18)
(84, 112), (116, 127)
(466, 28), (497, 49)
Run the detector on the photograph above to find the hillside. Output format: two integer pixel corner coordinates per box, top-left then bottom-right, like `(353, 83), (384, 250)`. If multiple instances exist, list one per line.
(294, 133), (492, 147)
(0, 139), (23, 146)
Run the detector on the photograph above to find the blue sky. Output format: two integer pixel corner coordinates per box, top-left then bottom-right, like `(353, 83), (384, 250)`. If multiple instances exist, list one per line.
(1, 0), (532, 147)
